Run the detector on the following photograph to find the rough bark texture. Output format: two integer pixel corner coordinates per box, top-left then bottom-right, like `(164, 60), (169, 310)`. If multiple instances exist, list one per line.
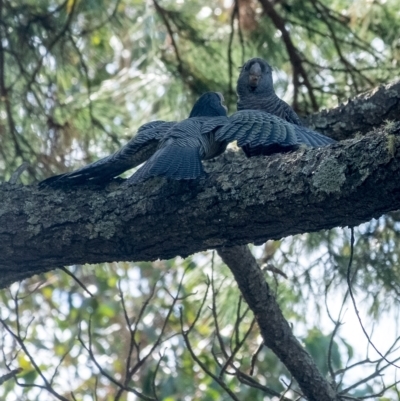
(1, 124), (400, 287)
(219, 245), (338, 401)
(305, 80), (400, 140)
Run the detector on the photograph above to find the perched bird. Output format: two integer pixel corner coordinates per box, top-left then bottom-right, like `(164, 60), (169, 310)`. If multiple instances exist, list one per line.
(129, 92), (335, 183)
(40, 91), (335, 186)
(236, 57), (335, 156)
(237, 57), (304, 126)
(127, 92), (229, 182)
(39, 92), (227, 187)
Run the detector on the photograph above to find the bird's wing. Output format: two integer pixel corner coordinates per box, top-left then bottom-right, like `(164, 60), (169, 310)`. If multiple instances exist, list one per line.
(215, 110), (335, 150)
(294, 125), (336, 147)
(128, 145), (205, 183)
(39, 121), (177, 187)
(127, 118), (228, 183)
(126, 117), (231, 183)
(215, 110), (298, 148)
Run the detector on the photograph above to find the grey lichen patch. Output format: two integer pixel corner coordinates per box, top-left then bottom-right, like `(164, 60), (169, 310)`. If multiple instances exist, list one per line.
(94, 220), (117, 239)
(89, 194), (106, 206)
(221, 179), (235, 192)
(204, 237), (226, 247)
(23, 200), (37, 214)
(312, 158), (346, 194)
(384, 120), (396, 130)
(357, 167), (372, 184)
(359, 101), (380, 111)
(27, 223), (42, 236)
(387, 134), (397, 158)
(27, 214), (41, 225)
(86, 223), (97, 239)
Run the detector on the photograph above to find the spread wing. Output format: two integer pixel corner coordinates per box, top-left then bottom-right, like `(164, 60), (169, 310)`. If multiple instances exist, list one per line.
(39, 121), (176, 187)
(293, 124), (336, 147)
(214, 110), (335, 157)
(127, 145), (206, 183)
(215, 110), (298, 148)
(128, 117), (228, 183)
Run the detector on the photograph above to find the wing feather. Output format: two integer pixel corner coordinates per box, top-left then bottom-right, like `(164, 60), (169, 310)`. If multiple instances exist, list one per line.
(128, 145), (205, 183)
(214, 110), (334, 157)
(39, 121), (176, 187)
(216, 110), (298, 147)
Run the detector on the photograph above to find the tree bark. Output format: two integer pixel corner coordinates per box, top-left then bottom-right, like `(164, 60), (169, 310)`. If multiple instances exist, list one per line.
(1, 123), (400, 287)
(305, 80), (400, 139)
(219, 246), (338, 401)
(1, 79), (399, 287)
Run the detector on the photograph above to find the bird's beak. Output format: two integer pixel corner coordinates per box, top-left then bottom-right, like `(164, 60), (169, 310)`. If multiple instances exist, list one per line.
(249, 74), (260, 87)
(249, 62), (262, 88)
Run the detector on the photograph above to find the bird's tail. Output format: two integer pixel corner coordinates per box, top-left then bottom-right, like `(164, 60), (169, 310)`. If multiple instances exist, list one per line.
(38, 154), (119, 188)
(128, 146), (205, 184)
(38, 172), (68, 188)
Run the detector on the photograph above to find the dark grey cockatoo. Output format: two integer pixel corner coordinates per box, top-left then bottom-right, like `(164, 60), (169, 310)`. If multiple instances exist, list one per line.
(39, 92), (227, 187)
(129, 91), (335, 183)
(40, 91), (334, 186)
(236, 57), (335, 156)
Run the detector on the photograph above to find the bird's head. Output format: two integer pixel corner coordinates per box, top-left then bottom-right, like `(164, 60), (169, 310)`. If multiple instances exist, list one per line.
(189, 92), (228, 118)
(237, 58), (274, 97)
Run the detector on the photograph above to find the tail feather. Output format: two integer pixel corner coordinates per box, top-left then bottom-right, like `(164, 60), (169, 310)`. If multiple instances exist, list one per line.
(38, 173), (69, 188)
(38, 154), (119, 188)
(38, 139), (162, 188)
(128, 146), (205, 184)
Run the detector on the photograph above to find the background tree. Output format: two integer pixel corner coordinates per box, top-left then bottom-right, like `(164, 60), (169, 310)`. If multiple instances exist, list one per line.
(1, 0), (400, 400)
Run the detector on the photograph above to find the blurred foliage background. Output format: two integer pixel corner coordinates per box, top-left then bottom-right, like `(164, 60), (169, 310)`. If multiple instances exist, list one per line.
(1, 0), (400, 400)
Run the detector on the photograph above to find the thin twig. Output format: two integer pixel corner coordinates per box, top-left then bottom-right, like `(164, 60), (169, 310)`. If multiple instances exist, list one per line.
(180, 309), (242, 401)
(249, 341), (264, 376)
(0, 318), (69, 401)
(0, 368), (23, 385)
(346, 227), (400, 370)
(78, 317), (155, 401)
(153, 0), (184, 75)
(59, 266), (94, 297)
(228, 0), (240, 97)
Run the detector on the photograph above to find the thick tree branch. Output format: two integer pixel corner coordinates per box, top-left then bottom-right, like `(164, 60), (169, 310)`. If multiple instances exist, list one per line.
(1, 123), (400, 287)
(219, 245), (338, 401)
(0, 79), (399, 290)
(217, 70), (400, 401)
(305, 79), (400, 139)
